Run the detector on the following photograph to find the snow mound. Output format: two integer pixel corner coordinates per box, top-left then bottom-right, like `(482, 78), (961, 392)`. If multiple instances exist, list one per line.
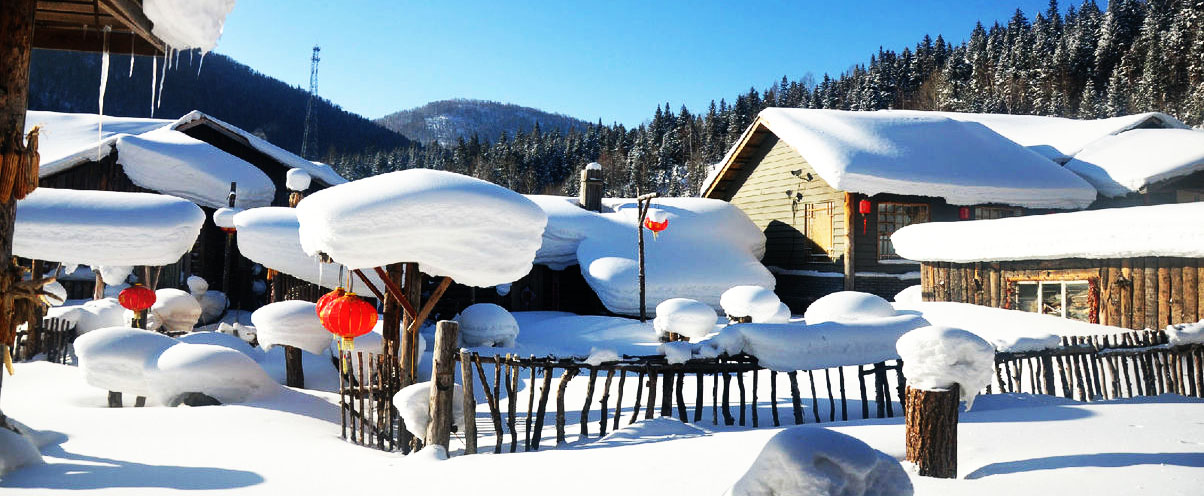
(252, 300), (331, 354)
(296, 169), (547, 288)
(0, 425), (43, 477)
(659, 341), (694, 364)
(142, 0), (237, 53)
(212, 207), (239, 230)
(195, 289), (229, 325)
(116, 128), (274, 209)
(584, 347), (620, 366)
(393, 381), (465, 441)
(992, 333), (1061, 353)
(74, 327), (177, 396)
(1167, 320), (1204, 346)
(13, 188), (204, 266)
(149, 343), (278, 406)
(894, 285), (922, 304)
(894, 301), (1129, 352)
(260, 347), (340, 392)
(804, 291), (897, 324)
(653, 298), (719, 339)
(457, 303), (519, 348)
(760, 302), (792, 324)
(701, 314), (929, 371)
(721, 286), (781, 320)
(47, 298), (127, 333)
(896, 326), (995, 409)
(726, 426), (913, 496)
(151, 288), (203, 333)
(409, 444), (449, 462)
(286, 168), (312, 191)
(187, 275), (209, 295)
(595, 417), (706, 448)
(179, 331), (264, 361)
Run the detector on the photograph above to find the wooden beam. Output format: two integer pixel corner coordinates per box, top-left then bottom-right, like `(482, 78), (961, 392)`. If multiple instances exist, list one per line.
(405, 276), (453, 336)
(350, 268), (386, 302)
(32, 23), (160, 55)
(373, 266), (417, 320)
(95, 0), (163, 52)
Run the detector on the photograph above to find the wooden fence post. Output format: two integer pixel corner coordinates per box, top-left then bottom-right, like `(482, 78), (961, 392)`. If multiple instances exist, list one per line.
(425, 320), (459, 452)
(904, 384), (959, 479)
(459, 349), (477, 455)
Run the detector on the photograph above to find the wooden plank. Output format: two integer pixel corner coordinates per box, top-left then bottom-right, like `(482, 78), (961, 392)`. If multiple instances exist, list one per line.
(1132, 258), (1146, 330)
(1158, 259), (1172, 330)
(1198, 264), (1204, 325)
(949, 265), (964, 303)
(1145, 257), (1159, 328)
(1185, 259), (1198, 323)
(1171, 260), (1185, 326)
(1120, 259), (1133, 329)
(1107, 262), (1122, 327)
(844, 192), (855, 290)
(988, 263), (1001, 308)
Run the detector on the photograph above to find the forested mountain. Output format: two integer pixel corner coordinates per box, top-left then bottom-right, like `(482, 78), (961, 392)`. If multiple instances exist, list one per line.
(375, 99), (591, 147)
(28, 49), (409, 160)
(329, 0), (1204, 198)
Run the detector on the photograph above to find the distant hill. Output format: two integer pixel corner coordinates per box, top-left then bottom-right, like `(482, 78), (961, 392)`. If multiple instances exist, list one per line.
(27, 49), (410, 161)
(375, 99), (592, 146)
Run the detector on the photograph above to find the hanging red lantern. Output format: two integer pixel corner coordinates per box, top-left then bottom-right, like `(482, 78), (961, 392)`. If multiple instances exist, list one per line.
(858, 199), (872, 235)
(118, 284), (156, 311)
(315, 286), (346, 317)
(643, 208), (669, 240)
(319, 292), (377, 351)
(958, 206), (971, 220)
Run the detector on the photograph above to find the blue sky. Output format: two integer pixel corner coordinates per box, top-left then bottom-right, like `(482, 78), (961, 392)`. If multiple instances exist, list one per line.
(215, 0), (1073, 127)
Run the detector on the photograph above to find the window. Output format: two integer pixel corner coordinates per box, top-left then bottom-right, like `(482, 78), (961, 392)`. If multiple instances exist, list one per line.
(975, 206), (1022, 220)
(877, 202), (929, 259)
(1014, 281), (1092, 321)
(805, 201), (834, 258)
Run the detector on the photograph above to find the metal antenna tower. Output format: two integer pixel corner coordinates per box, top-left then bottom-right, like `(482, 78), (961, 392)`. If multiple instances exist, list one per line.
(301, 45), (321, 160)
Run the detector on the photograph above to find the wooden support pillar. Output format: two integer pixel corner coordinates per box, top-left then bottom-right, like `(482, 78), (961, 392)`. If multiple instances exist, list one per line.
(284, 345), (304, 388)
(425, 320), (459, 452)
(382, 263), (404, 359)
(843, 192), (856, 291)
(459, 349), (477, 455)
(904, 385), (959, 479)
(221, 182), (237, 295)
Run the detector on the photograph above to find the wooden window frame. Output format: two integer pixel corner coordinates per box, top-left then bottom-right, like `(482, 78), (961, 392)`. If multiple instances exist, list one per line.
(974, 206), (1023, 220)
(876, 202), (929, 260)
(1012, 279), (1094, 321)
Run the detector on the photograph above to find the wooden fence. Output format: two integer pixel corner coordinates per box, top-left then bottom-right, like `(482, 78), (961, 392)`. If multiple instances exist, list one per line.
(13, 317), (76, 364)
(337, 350), (906, 453)
(992, 329), (1204, 401)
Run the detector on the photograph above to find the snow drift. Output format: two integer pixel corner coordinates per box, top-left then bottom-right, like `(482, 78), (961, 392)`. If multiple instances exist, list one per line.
(896, 326), (995, 409)
(726, 426), (913, 496)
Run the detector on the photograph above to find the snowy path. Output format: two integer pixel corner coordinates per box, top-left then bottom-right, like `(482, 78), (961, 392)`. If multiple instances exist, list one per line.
(3, 361), (1204, 494)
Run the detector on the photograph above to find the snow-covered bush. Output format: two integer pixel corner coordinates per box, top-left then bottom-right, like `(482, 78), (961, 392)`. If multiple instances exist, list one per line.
(149, 343), (278, 406)
(151, 288), (203, 333)
(803, 291), (896, 323)
(457, 303), (519, 348)
(726, 426), (913, 496)
(393, 382), (465, 441)
(653, 298), (718, 339)
(251, 300), (330, 354)
(74, 327), (177, 397)
(720, 286), (781, 321)
(896, 326), (995, 409)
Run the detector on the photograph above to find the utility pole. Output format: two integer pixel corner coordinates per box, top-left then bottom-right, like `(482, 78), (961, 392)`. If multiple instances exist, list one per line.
(301, 45), (320, 160)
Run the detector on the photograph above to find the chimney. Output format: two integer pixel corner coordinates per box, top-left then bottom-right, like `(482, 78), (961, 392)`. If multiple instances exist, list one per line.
(579, 162), (603, 212)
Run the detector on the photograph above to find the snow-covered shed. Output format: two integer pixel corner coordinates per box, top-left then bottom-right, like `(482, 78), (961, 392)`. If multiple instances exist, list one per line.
(22, 110), (345, 298)
(892, 202), (1204, 330)
(701, 108), (1097, 310)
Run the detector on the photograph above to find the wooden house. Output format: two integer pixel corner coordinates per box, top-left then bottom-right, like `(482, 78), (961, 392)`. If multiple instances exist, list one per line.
(701, 108), (1097, 310)
(24, 110), (345, 301)
(891, 202), (1204, 329)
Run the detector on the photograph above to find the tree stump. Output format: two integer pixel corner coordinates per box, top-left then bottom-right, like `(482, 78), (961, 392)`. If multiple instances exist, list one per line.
(904, 384), (959, 479)
(425, 320), (459, 452)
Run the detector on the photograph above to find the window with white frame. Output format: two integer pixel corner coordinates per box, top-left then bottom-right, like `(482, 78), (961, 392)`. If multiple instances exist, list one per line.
(1014, 280), (1092, 321)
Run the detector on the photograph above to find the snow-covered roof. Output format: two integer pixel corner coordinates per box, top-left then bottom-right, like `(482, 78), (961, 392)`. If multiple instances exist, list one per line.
(891, 202), (1204, 263)
(708, 108), (1098, 209)
(527, 195), (775, 316)
(115, 128), (274, 208)
(24, 110), (345, 195)
(1063, 129), (1204, 198)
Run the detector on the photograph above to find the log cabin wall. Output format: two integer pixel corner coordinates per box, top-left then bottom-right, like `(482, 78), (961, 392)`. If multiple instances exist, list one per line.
(1088, 169), (1204, 210)
(920, 257), (1204, 329)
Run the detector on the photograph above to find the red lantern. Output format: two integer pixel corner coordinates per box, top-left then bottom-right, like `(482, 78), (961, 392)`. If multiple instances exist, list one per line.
(315, 286), (346, 317)
(958, 206), (971, 220)
(118, 284), (156, 311)
(319, 292), (377, 351)
(858, 199), (872, 234)
(644, 209), (669, 240)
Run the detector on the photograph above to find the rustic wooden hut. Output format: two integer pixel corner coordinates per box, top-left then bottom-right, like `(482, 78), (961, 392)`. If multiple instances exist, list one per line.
(891, 202), (1204, 329)
(701, 108), (1097, 310)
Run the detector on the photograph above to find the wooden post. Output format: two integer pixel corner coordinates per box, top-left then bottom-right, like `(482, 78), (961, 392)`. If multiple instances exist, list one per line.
(635, 193), (658, 322)
(221, 182), (237, 297)
(284, 345), (304, 388)
(843, 192), (856, 291)
(382, 263), (404, 358)
(531, 364), (553, 451)
(598, 368), (614, 437)
(581, 368), (598, 438)
(904, 384), (959, 479)
(425, 320), (459, 452)
(92, 269), (104, 300)
(459, 349), (477, 455)
(554, 367), (577, 446)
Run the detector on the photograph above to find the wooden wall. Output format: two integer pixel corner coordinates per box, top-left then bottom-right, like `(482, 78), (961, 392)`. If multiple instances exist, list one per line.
(921, 257), (1204, 329)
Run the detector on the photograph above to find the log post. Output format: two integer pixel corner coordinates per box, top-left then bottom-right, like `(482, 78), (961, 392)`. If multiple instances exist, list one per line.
(459, 349), (477, 455)
(284, 345), (304, 388)
(221, 182), (237, 298)
(425, 320), (459, 452)
(904, 384), (960, 479)
(92, 270), (104, 300)
(382, 263), (404, 358)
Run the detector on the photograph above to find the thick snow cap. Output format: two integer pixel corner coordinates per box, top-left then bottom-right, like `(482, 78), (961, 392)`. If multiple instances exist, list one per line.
(653, 298), (719, 339)
(720, 286), (781, 320)
(149, 343), (278, 406)
(252, 300), (331, 354)
(142, 0), (237, 53)
(892, 202), (1204, 263)
(896, 326), (995, 409)
(726, 426), (913, 496)
(116, 128), (274, 208)
(233, 207), (376, 289)
(393, 382), (465, 441)
(286, 168), (312, 192)
(736, 108), (1097, 209)
(804, 291), (897, 323)
(151, 288), (203, 333)
(296, 169), (547, 288)
(457, 303), (519, 348)
(74, 327), (178, 396)
(1064, 128), (1204, 198)
(13, 188), (204, 266)
(702, 314), (929, 371)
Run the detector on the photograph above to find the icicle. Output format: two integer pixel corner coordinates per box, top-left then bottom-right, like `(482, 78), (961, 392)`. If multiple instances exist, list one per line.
(128, 32), (135, 77)
(197, 51), (206, 76)
(150, 55), (157, 117)
(156, 48), (170, 110)
(97, 26), (111, 161)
